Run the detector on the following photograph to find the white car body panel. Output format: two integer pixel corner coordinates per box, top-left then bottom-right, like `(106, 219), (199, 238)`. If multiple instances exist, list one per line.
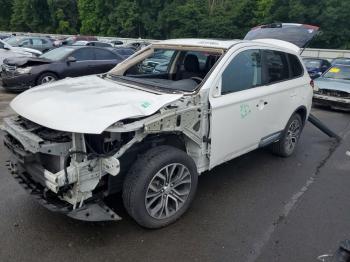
(10, 75), (183, 134)
(208, 43), (312, 169)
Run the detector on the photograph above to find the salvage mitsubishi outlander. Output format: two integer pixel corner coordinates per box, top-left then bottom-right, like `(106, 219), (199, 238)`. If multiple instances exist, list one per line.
(2, 23), (318, 228)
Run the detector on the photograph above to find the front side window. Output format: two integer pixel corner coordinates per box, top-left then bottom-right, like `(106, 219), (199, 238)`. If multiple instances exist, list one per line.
(20, 39), (32, 47)
(262, 50), (289, 84)
(222, 49), (262, 95)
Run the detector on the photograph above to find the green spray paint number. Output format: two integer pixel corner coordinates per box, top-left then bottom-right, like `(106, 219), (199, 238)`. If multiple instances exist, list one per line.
(240, 104), (251, 119)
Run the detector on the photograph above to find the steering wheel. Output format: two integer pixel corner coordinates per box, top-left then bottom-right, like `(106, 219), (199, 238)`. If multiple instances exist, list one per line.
(190, 76), (203, 84)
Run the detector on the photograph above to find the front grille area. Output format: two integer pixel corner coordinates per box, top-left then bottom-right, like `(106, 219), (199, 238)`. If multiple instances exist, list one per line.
(317, 89), (350, 98)
(2, 63), (16, 72)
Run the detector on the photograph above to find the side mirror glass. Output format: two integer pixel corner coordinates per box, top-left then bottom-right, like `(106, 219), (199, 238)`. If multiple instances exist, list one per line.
(3, 44), (10, 50)
(67, 56), (77, 63)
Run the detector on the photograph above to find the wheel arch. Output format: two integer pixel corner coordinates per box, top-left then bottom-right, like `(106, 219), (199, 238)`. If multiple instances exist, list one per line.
(293, 105), (308, 125)
(36, 71), (60, 85)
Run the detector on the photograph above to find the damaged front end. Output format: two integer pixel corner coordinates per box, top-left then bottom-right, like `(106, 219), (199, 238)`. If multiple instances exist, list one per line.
(2, 92), (207, 222)
(2, 116), (127, 221)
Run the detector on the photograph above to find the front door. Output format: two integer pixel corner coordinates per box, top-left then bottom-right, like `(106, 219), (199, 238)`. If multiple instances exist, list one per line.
(209, 48), (269, 168)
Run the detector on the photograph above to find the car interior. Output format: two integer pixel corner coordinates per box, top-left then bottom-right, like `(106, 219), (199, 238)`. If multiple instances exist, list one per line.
(121, 49), (222, 91)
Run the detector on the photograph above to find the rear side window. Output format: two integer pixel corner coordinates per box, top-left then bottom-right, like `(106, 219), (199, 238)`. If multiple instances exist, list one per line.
(94, 49), (119, 60)
(222, 49), (262, 95)
(262, 50), (289, 84)
(32, 38), (43, 45)
(288, 54), (303, 77)
(72, 48), (94, 61)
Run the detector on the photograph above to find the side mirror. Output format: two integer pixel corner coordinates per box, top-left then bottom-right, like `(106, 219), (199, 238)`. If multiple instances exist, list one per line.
(67, 56), (77, 63)
(3, 44), (10, 50)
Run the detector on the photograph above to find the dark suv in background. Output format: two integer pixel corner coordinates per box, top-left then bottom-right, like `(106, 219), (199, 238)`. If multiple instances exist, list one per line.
(1, 46), (128, 92)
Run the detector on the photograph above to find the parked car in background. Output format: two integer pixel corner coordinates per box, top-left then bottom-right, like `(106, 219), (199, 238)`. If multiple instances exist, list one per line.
(313, 65), (350, 111)
(4, 36), (54, 52)
(0, 39), (42, 72)
(61, 35), (98, 45)
(0, 33), (11, 40)
(109, 40), (124, 47)
(127, 41), (151, 51)
(302, 58), (331, 79)
(72, 41), (112, 47)
(1, 46), (125, 92)
(2, 22), (317, 228)
(332, 57), (350, 66)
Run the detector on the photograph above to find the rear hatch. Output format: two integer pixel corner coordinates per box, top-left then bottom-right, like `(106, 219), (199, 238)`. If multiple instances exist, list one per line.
(244, 23), (320, 48)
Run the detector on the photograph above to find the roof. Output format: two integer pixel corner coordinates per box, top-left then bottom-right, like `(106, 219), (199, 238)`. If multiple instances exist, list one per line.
(154, 38), (240, 49)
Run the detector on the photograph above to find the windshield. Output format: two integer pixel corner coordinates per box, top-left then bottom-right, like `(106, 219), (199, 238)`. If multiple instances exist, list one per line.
(303, 59), (321, 69)
(323, 66), (350, 80)
(332, 58), (350, 66)
(39, 47), (74, 61)
(108, 47), (222, 92)
(4, 36), (22, 46)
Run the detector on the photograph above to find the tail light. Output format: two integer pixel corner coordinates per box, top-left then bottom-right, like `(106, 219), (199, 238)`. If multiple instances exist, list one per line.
(310, 79), (314, 89)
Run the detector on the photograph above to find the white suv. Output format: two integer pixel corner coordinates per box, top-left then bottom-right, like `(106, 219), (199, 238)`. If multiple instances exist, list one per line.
(3, 24), (316, 228)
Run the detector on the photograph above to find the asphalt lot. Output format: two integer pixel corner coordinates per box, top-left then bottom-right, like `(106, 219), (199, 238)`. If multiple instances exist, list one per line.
(0, 87), (349, 262)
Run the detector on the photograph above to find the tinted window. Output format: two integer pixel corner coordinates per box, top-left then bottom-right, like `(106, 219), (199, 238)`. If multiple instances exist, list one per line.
(262, 50), (289, 84)
(222, 49), (262, 95)
(94, 49), (119, 60)
(289, 54), (303, 77)
(72, 48), (94, 61)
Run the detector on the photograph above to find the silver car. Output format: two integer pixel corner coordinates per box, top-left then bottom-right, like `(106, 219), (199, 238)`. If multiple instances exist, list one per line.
(4, 36), (54, 52)
(313, 65), (350, 111)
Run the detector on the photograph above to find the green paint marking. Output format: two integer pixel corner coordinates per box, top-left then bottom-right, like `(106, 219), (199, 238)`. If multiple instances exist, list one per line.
(141, 101), (151, 108)
(240, 104), (251, 119)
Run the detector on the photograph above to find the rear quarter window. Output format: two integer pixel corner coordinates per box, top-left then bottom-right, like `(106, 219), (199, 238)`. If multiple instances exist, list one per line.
(288, 54), (304, 78)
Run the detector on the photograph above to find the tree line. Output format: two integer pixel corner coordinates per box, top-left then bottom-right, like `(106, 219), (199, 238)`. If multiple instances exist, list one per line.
(0, 0), (349, 49)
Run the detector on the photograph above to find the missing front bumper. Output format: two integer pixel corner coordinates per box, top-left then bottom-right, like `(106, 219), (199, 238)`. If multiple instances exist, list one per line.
(6, 162), (121, 222)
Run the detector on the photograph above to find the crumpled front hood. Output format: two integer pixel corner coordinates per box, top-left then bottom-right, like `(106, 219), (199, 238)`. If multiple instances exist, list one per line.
(315, 77), (350, 93)
(4, 56), (51, 66)
(10, 75), (183, 134)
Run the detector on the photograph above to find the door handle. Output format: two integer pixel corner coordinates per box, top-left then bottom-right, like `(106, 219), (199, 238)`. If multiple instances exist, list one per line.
(256, 100), (268, 110)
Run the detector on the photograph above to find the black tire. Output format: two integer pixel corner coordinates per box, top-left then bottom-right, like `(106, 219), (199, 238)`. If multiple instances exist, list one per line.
(37, 72), (58, 86)
(122, 145), (198, 229)
(271, 113), (303, 157)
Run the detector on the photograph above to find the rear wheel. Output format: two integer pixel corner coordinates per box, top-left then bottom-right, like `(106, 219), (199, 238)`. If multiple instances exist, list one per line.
(37, 72), (57, 85)
(271, 113), (303, 157)
(122, 146), (198, 228)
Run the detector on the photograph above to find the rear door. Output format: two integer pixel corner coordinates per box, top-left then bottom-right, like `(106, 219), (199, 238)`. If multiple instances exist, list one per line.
(257, 49), (303, 140)
(92, 48), (121, 73)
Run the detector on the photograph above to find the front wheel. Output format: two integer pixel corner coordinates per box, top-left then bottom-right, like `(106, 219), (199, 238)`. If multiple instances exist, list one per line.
(271, 113), (303, 157)
(37, 72), (57, 85)
(122, 146), (198, 228)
